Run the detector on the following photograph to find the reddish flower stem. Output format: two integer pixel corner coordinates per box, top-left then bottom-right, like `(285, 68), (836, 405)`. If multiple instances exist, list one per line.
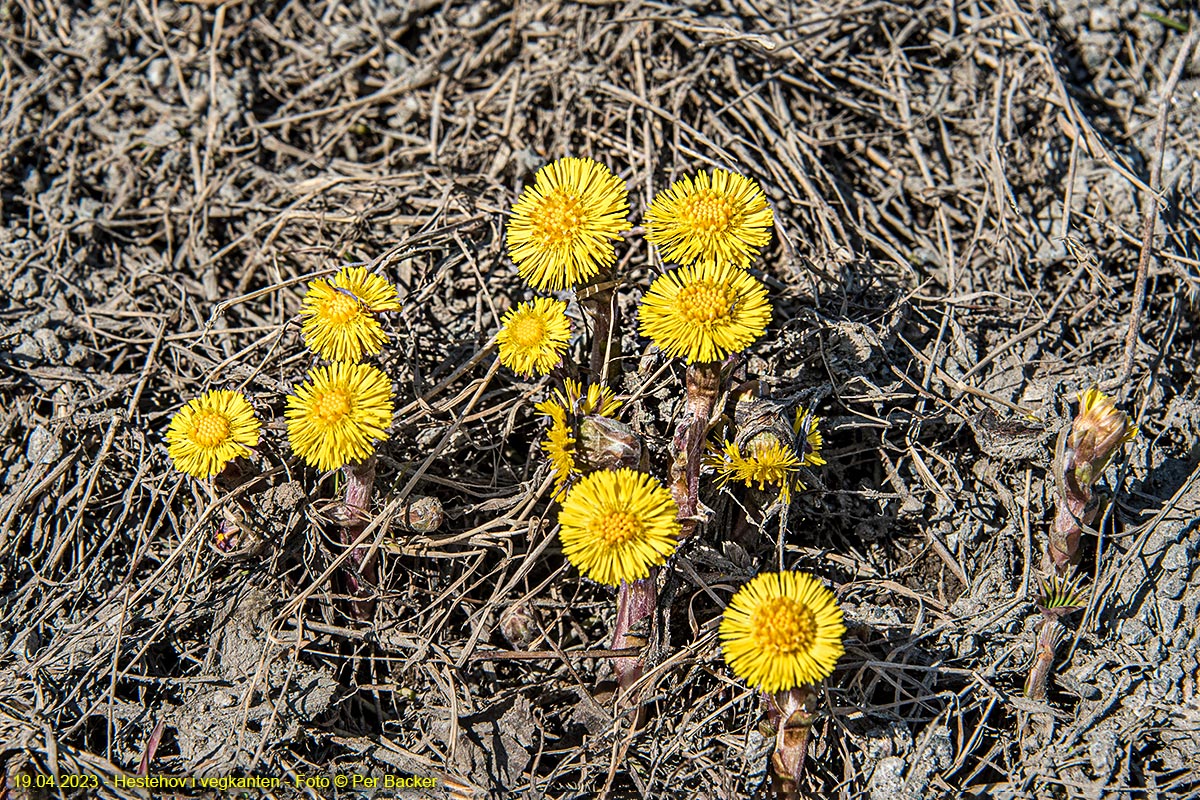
(579, 279), (620, 387)
(1024, 614), (1066, 700)
(767, 686), (817, 800)
(611, 575), (656, 696)
(669, 362), (722, 542)
(341, 455), (378, 620)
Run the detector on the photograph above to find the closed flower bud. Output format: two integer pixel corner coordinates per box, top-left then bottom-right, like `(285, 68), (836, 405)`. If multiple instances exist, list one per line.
(576, 415), (644, 472)
(1067, 388), (1137, 488)
(500, 601), (538, 649)
(394, 495), (444, 534)
(1050, 388), (1137, 570)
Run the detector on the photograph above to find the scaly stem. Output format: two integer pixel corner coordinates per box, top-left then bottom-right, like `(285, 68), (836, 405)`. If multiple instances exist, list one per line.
(669, 362), (722, 542)
(767, 686), (817, 799)
(1024, 615), (1066, 700)
(579, 277), (620, 387)
(341, 455), (378, 620)
(611, 576), (656, 699)
(1049, 429), (1096, 573)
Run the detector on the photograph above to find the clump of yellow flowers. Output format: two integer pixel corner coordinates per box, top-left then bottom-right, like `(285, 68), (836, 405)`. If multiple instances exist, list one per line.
(498, 157), (839, 731)
(163, 153), (842, 794)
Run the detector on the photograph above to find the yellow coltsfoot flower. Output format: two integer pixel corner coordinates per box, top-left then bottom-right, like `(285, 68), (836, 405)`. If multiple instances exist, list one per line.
(710, 433), (803, 504)
(285, 362), (394, 471)
(300, 266), (401, 362)
(167, 389), (261, 479)
(645, 169), (773, 270)
(546, 377), (623, 418)
(534, 378), (623, 492)
(557, 468), (681, 586)
(537, 399), (577, 494)
(638, 261), (771, 364)
(719, 571), (845, 693)
(506, 157), (631, 291)
(497, 297), (572, 377)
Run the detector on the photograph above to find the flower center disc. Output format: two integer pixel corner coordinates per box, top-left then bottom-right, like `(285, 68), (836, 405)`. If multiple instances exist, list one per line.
(312, 388), (353, 425)
(508, 315), (547, 347)
(534, 189), (585, 245)
(677, 280), (733, 324)
(191, 410), (232, 448)
(682, 189), (735, 233)
(322, 291), (362, 324)
(593, 510), (643, 546)
(751, 597), (816, 655)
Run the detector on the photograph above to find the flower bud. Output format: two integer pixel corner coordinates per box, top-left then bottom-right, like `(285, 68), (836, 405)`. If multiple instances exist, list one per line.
(1049, 388), (1136, 570)
(500, 601), (538, 649)
(576, 415), (644, 472)
(392, 495), (444, 533)
(1067, 388), (1137, 488)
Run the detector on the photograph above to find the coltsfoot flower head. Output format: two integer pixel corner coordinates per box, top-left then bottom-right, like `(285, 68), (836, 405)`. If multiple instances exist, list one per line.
(709, 433), (803, 503)
(1051, 388), (1138, 569)
(537, 399), (577, 493)
(638, 261), (771, 364)
(286, 362), (394, 471)
(300, 266), (401, 362)
(645, 169), (773, 269)
(720, 571), (845, 693)
(497, 297), (572, 377)
(545, 378), (622, 418)
(167, 390), (261, 479)
(506, 157), (631, 291)
(558, 468), (681, 586)
(794, 410), (826, 468)
(535, 379), (624, 491)
(1069, 387), (1137, 486)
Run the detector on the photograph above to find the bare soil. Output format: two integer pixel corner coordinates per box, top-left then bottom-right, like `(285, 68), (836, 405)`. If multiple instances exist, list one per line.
(2, 0), (1199, 798)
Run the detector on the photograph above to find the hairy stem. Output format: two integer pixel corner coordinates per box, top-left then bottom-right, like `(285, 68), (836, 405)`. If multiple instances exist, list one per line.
(580, 278), (620, 387)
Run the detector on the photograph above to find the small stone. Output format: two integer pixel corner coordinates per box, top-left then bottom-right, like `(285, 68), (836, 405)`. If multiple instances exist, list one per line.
(33, 328), (64, 361)
(76, 196), (103, 223)
(868, 756), (906, 800)
(455, 1), (488, 29)
(21, 167), (42, 195)
(1146, 636), (1166, 663)
(1120, 618), (1151, 645)
(64, 343), (89, 367)
(1057, 671), (1100, 700)
(385, 52), (409, 76)
(1087, 728), (1118, 777)
(1159, 572), (1187, 601)
(11, 272), (38, 301)
(146, 57), (170, 89)
(955, 633), (979, 659)
(26, 426), (62, 465)
(141, 120), (181, 149)
(13, 337), (41, 360)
